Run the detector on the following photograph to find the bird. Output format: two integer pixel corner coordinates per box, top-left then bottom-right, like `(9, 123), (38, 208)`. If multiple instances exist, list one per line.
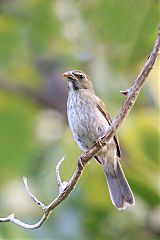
(63, 70), (135, 210)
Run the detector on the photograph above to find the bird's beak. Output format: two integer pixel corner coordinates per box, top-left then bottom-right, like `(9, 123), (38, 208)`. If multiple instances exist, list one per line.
(63, 71), (76, 80)
(63, 71), (70, 78)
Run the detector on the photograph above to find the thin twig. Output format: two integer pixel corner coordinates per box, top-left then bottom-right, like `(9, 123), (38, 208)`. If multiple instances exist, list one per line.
(120, 89), (128, 95)
(56, 156), (65, 189)
(55, 156), (69, 193)
(23, 177), (46, 210)
(0, 31), (159, 229)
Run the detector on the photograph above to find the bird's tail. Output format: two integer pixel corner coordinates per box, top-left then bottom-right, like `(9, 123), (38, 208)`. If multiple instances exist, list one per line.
(103, 160), (135, 210)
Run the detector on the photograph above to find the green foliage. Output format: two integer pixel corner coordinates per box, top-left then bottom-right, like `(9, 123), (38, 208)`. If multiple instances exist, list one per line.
(83, 0), (158, 70)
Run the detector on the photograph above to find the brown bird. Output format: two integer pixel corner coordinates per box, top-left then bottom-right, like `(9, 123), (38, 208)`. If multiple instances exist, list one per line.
(63, 70), (135, 210)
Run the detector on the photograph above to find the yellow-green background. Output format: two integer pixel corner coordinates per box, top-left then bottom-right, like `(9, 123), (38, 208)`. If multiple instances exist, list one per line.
(0, 0), (159, 239)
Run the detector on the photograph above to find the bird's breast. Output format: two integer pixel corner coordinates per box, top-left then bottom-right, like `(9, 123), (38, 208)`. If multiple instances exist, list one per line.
(67, 91), (109, 150)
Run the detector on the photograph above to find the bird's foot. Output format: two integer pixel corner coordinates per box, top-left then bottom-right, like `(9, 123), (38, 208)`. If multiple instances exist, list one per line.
(96, 137), (107, 148)
(78, 154), (84, 168)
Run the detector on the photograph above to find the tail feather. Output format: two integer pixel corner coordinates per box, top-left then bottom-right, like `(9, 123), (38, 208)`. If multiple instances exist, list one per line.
(104, 161), (135, 210)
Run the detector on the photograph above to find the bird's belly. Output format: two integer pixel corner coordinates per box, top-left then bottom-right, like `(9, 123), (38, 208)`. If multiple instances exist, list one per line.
(67, 103), (109, 150)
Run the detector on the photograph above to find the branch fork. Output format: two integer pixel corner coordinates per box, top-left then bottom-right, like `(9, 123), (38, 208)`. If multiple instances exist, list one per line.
(0, 31), (160, 229)
(120, 89), (129, 96)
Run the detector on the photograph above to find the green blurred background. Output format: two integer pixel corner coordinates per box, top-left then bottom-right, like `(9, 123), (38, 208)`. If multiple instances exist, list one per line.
(0, 0), (159, 239)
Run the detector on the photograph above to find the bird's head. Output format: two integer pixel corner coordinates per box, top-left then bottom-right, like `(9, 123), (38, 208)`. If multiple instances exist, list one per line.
(63, 70), (94, 91)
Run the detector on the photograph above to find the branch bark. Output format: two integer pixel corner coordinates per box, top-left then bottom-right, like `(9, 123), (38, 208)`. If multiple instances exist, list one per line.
(0, 31), (159, 229)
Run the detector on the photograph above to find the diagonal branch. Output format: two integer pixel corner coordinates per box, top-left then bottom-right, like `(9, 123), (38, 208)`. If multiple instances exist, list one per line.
(0, 31), (159, 229)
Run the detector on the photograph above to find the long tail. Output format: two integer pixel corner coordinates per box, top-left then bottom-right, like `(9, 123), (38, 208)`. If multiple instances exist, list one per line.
(103, 160), (135, 210)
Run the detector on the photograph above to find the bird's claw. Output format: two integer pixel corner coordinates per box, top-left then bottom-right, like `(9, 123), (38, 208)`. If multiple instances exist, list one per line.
(78, 155), (85, 168)
(96, 137), (107, 148)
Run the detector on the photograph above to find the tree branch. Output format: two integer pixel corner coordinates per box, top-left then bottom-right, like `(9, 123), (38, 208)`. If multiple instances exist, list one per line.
(0, 31), (159, 229)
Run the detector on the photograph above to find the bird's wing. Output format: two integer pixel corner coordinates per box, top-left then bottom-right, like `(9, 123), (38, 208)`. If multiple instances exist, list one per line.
(97, 99), (121, 158)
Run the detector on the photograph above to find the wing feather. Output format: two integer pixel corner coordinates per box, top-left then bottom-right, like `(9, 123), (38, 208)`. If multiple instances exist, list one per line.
(97, 99), (121, 158)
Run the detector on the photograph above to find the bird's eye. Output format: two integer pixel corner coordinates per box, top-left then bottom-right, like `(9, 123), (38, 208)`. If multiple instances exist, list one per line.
(79, 74), (84, 79)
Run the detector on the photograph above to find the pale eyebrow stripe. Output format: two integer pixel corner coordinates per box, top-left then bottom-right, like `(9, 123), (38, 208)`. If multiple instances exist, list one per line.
(74, 72), (86, 78)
